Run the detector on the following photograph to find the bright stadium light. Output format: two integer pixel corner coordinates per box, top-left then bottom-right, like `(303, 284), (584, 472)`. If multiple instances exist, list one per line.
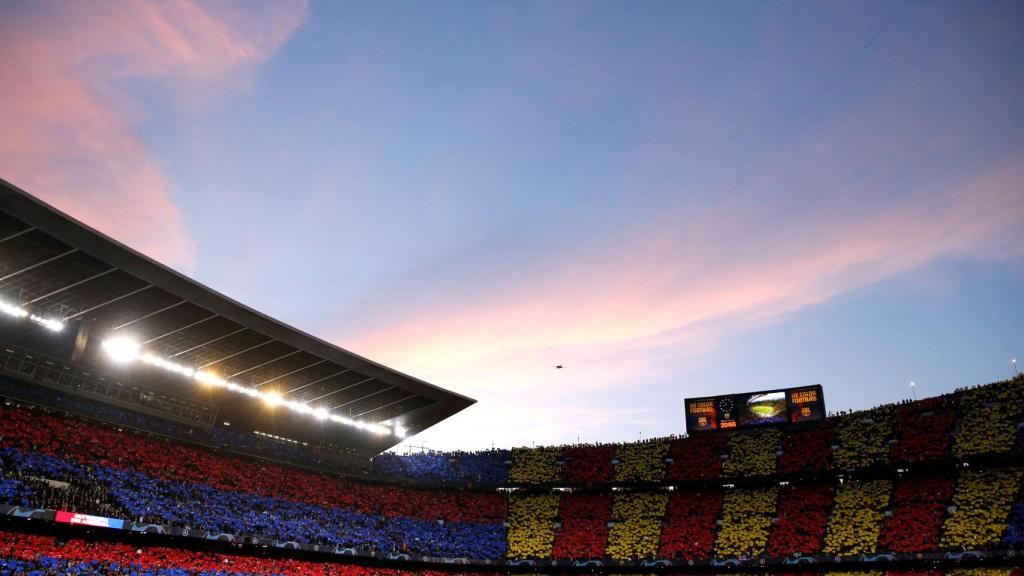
(29, 314), (65, 332)
(194, 371), (226, 387)
(97, 338), (403, 437)
(0, 299), (29, 319)
(102, 337), (140, 363)
(263, 391), (283, 407)
(1, 297), (64, 331)
(141, 353), (194, 377)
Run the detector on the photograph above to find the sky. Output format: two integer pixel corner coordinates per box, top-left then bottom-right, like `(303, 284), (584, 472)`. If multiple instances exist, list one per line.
(1, 0), (1022, 451)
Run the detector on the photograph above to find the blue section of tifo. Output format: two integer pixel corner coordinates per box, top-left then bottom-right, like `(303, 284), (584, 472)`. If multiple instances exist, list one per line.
(0, 446), (506, 559)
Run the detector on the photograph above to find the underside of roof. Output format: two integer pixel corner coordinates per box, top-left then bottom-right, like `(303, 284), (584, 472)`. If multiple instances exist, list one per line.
(0, 178), (475, 455)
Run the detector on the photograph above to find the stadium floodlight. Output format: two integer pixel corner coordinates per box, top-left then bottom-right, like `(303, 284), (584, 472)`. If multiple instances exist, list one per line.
(141, 353), (194, 378)
(102, 337), (140, 363)
(1, 298), (64, 331)
(195, 371), (226, 387)
(262, 391), (283, 407)
(29, 314), (64, 332)
(96, 339), (402, 437)
(0, 299), (29, 319)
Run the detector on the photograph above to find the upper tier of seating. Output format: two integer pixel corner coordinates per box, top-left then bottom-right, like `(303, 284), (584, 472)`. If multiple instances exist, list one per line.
(5, 376), (1022, 489)
(378, 377), (1022, 486)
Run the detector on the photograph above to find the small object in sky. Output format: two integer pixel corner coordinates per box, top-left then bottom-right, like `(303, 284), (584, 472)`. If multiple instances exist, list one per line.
(554, 365), (565, 369)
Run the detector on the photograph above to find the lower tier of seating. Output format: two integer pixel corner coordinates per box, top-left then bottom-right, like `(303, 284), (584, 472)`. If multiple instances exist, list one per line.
(0, 528), (1022, 576)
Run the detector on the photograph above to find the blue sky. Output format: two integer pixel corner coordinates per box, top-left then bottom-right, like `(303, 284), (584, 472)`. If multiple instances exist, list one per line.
(1, 0), (1022, 450)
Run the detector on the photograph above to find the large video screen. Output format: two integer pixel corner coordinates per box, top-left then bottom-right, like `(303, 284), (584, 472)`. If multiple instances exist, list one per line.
(685, 385), (824, 433)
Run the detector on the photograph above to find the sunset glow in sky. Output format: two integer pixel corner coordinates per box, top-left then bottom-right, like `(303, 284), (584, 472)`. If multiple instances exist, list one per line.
(2, 0), (1022, 450)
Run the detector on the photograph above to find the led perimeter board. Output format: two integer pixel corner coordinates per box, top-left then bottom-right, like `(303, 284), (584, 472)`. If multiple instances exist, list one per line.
(685, 385), (824, 433)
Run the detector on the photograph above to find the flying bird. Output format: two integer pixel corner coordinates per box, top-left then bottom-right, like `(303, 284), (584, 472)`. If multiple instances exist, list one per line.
(554, 365), (565, 369)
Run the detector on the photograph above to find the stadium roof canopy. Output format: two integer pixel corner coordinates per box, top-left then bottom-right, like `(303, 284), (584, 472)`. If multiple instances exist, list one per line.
(0, 178), (474, 454)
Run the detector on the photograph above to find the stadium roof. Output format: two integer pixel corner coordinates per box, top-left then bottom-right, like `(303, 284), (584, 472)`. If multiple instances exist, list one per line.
(0, 178), (475, 454)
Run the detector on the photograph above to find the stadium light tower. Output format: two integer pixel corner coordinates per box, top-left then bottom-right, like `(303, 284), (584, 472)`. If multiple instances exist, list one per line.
(1013, 358), (1019, 376)
(910, 381), (916, 401)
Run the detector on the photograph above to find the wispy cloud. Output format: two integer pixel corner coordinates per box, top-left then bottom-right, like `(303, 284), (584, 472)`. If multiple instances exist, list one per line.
(355, 153), (1024, 450)
(0, 0), (307, 270)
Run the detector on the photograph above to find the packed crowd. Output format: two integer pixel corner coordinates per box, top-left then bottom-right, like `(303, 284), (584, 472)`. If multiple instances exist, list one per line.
(605, 492), (667, 561)
(11, 376), (1024, 491)
(658, 489), (722, 559)
(721, 430), (781, 477)
(613, 440), (670, 483)
(776, 423), (835, 474)
(714, 487), (778, 557)
(941, 468), (1024, 549)
(0, 529), (1022, 576)
(0, 378), (354, 471)
(380, 378), (1021, 487)
(767, 483), (832, 557)
(954, 379), (1024, 457)
(550, 493), (611, 559)
(879, 475), (952, 552)
(665, 433), (728, 481)
(0, 401), (508, 558)
(890, 394), (959, 463)
(0, 529), (491, 576)
(371, 451), (510, 486)
(0, 377), (1022, 562)
(508, 448), (561, 485)
(823, 480), (891, 556)
(832, 406), (896, 470)
(505, 494), (559, 558)
(560, 445), (615, 484)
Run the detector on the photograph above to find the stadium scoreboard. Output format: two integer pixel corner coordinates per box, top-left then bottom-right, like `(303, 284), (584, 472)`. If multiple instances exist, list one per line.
(685, 384), (825, 433)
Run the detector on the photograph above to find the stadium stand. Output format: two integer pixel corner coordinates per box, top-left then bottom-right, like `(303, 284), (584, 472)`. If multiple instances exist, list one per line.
(941, 467), (1023, 549)
(721, 429), (781, 477)
(551, 493), (611, 559)
(879, 475), (953, 553)
(832, 406), (896, 470)
(767, 482), (833, 557)
(0, 375), (1022, 567)
(508, 447), (561, 484)
(506, 493), (559, 558)
(0, 399), (508, 558)
(659, 488), (722, 559)
(714, 486), (778, 557)
(954, 379), (1024, 457)
(777, 420), (836, 474)
(605, 492), (668, 561)
(560, 444), (616, 485)
(822, 479), (891, 556)
(613, 439), (670, 483)
(0, 528), (495, 576)
(665, 433), (728, 481)
(890, 393), (959, 463)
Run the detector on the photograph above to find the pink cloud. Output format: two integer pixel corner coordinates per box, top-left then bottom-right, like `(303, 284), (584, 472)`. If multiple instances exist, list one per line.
(356, 159), (1024, 449)
(0, 0), (307, 270)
